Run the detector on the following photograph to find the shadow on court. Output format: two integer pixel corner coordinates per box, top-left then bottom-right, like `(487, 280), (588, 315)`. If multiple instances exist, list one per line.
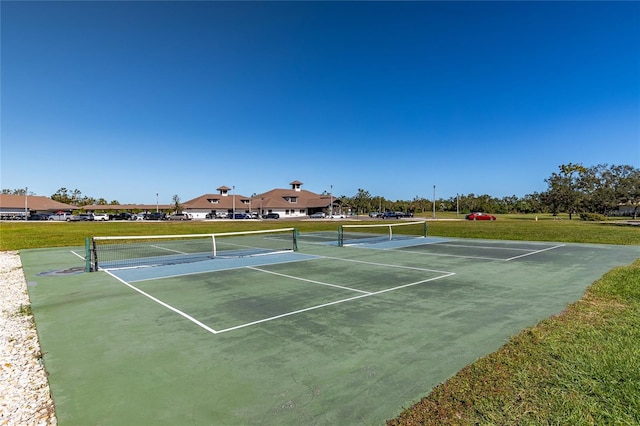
(21, 237), (640, 425)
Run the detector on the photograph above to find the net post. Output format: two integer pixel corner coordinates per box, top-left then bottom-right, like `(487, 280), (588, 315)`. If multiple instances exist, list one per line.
(338, 226), (344, 247)
(85, 237), (91, 272)
(423, 221), (428, 237)
(388, 224), (392, 241)
(293, 228), (299, 251)
(212, 235), (217, 257)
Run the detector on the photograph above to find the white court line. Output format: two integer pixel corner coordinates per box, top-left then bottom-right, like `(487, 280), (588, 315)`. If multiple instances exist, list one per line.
(123, 254), (317, 283)
(215, 272), (454, 334)
(375, 246), (514, 261)
(247, 266), (371, 294)
(150, 244), (189, 254)
(105, 256), (456, 335)
(70, 250), (85, 261)
(319, 255), (454, 275)
(432, 243), (535, 252)
(505, 244), (566, 261)
(104, 269), (219, 335)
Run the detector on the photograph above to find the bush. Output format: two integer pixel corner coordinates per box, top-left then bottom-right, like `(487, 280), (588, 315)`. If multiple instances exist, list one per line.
(580, 213), (607, 221)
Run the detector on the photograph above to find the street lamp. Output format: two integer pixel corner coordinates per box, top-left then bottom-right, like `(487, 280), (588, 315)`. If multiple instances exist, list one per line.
(330, 184), (333, 217)
(156, 193), (159, 213)
(432, 185), (436, 219)
(24, 187), (28, 220)
(232, 185), (235, 218)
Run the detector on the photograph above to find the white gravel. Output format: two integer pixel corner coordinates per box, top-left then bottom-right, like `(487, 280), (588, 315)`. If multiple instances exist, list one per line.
(0, 251), (57, 425)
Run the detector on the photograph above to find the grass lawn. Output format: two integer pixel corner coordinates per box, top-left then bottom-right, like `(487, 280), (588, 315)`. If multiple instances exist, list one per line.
(2, 215), (639, 424)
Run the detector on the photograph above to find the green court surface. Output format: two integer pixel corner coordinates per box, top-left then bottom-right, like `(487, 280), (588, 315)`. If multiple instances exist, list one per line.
(21, 234), (640, 425)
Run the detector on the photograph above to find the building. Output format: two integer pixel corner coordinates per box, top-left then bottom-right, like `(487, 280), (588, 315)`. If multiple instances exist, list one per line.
(0, 194), (77, 219)
(81, 204), (173, 214)
(251, 181), (337, 218)
(182, 186), (252, 219)
(3, 180), (340, 220)
(183, 181), (339, 219)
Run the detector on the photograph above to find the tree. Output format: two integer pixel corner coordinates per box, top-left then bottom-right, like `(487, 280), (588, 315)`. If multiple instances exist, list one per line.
(172, 194), (182, 214)
(2, 188), (32, 195)
(544, 163), (587, 219)
(351, 188), (372, 214)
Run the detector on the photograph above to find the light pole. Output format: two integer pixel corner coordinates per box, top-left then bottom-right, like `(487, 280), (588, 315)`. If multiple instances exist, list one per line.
(432, 185), (436, 219)
(232, 185), (235, 218)
(330, 184), (333, 217)
(24, 187), (28, 220)
(156, 193), (159, 213)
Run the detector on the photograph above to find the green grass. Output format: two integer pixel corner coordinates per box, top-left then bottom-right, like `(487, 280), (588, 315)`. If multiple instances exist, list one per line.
(2, 216), (640, 425)
(1, 215), (638, 250)
(387, 259), (640, 425)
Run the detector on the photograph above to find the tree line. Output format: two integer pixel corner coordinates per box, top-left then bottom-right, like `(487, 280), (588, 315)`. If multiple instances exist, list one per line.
(3, 163), (638, 218)
(339, 163), (639, 219)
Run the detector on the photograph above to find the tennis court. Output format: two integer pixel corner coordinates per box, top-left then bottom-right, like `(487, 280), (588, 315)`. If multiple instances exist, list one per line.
(21, 228), (640, 425)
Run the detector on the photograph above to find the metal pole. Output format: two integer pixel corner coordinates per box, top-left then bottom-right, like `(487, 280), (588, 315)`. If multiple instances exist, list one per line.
(330, 184), (333, 217)
(25, 187), (28, 220)
(232, 185), (235, 218)
(156, 193), (159, 213)
(432, 185), (436, 219)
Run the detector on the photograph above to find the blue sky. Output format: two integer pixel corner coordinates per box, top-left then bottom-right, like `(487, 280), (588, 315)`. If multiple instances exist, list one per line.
(2, 1), (638, 204)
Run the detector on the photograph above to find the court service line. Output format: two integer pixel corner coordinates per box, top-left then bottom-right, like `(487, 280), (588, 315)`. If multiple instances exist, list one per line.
(319, 255), (454, 274)
(104, 269), (219, 335)
(505, 244), (566, 261)
(432, 243), (535, 252)
(380, 247), (510, 261)
(150, 245), (189, 255)
(215, 272), (454, 334)
(246, 266), (371, 294)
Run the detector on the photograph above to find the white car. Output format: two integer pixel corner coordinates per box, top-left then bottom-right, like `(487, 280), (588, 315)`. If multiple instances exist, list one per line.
(93, 213), (109, 221)
(310, 212), (326, 218)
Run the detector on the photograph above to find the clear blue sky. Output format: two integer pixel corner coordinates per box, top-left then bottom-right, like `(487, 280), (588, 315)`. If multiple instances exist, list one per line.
(2, 1), (638, 204)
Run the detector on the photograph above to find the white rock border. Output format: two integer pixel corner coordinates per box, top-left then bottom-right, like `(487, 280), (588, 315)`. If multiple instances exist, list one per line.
(0, 251), (57, 425)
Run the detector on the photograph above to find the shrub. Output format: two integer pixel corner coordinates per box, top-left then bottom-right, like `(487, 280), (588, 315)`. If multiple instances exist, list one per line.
(580, 213), (607, 221)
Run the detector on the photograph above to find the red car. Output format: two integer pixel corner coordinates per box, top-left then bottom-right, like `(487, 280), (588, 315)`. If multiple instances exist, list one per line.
(465, 212), (496, 221)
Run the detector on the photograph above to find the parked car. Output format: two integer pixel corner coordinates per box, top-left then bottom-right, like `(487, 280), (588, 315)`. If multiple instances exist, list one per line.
(145, 212), (166, 220)
(167, 213), (191, 221)
(76, 213), (95, 221)
(28, 213), (51, 221)
(49, 212), (74, 221)
(369, 212), (381, 218)
(263, 213), (280, 219)
(381, 212), (401, 219)
(310, 212), (326, 218)
(93, 213), (109, 221)
(229, 213), (252, 219)
(109, 212), (134, 221)
(465, 212), (497, 221)
(330, 213), (346, 219)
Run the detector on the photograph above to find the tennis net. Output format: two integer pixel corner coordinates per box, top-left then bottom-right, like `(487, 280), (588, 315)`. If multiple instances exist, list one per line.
(86, 228), (298, 271)
(338, 221), (427, 247)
